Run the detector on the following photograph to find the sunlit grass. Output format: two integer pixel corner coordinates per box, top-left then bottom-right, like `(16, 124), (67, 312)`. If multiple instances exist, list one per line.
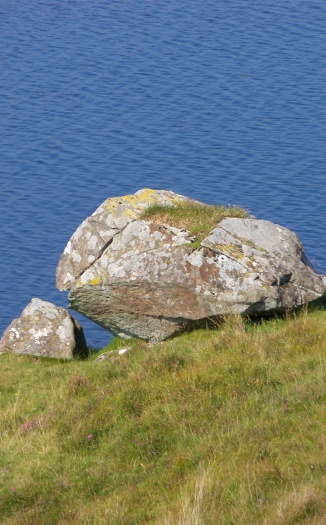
(140, 202), (248, 245)
(0, 308), (325, 524)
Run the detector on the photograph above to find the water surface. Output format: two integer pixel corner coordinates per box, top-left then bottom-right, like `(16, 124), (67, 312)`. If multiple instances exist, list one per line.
(1, 0), (326, 346)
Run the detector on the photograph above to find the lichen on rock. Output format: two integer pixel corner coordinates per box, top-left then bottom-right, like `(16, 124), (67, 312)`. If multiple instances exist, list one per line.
(0, 298), (87, 359)
(56, 188), (198, 291)
(56, 189), (326, 342)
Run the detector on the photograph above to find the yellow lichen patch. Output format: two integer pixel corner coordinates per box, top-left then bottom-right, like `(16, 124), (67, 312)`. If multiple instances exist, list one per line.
(75, 274), (101, 288)
(219, 243), (244, 260)
(102, 189), (187, 220)
(88, 275), (101, 285)
(124, 188), (156, 204)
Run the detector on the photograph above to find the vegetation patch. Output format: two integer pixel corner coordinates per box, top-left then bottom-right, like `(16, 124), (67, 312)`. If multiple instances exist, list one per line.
(0, 309), (325, 524)
(140, 202), (248, 246)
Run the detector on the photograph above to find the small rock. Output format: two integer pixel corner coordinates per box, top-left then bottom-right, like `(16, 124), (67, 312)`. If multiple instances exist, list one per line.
(0, 298), (87, 359)
(94, 346), (130, 362)
(118, 347), (130, 355)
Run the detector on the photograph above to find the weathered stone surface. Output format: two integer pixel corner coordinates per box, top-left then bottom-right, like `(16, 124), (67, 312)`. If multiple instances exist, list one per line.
(56, 188), (198, 291)
(56, 189), (326, 342)
(0, 298), (87, 359)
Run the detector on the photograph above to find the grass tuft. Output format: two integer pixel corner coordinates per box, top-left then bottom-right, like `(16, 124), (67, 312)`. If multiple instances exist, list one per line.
(140, 202), (248, 245)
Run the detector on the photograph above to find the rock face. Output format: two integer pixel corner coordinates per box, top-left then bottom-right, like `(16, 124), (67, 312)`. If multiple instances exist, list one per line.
(56, 188), (198, 291)
(56, 189), (326, 342)
(0, 298), (87, 359)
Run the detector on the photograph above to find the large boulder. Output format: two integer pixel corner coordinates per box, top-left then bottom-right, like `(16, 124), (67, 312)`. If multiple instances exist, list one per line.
(56, 189), (326, 342)
(0, 298), (87, 359)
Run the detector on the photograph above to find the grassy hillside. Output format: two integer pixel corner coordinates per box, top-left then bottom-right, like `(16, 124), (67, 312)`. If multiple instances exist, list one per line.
(0, 309), (325, 524)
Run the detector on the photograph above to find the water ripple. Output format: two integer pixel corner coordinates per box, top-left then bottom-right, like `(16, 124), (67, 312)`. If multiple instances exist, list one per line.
(1, 0), (326, 345)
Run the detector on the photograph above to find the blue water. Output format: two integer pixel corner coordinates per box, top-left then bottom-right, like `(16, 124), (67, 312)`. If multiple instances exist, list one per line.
(1, 0), (326, 347)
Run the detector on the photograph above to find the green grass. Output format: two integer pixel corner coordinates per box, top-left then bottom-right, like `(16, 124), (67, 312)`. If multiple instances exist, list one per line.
(0, 309), (325, 524)
(140, 203), (248, 247)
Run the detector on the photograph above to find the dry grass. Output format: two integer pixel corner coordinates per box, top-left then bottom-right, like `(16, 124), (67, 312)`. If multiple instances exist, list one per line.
(163, 468), (207, 525)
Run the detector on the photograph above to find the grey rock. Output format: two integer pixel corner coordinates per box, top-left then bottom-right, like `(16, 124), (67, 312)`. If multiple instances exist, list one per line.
(0, 298), (87, 359)
(94, 346), (130, 362)
(56, 188), (199, 291)
(56, 190), (326, 342)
